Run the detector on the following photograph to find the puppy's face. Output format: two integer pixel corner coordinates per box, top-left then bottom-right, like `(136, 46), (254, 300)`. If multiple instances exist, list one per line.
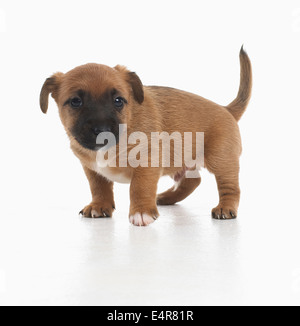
(40, 64), (144, 151)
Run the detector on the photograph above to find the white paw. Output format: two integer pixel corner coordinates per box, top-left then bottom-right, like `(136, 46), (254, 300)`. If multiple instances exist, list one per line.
(129, 213), (156, 227)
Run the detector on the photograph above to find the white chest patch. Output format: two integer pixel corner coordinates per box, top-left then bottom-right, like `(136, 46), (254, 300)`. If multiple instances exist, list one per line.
(91, 162), (131, 184)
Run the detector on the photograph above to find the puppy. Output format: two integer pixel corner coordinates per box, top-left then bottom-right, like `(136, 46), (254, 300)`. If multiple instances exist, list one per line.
(40, 46), (252, 226)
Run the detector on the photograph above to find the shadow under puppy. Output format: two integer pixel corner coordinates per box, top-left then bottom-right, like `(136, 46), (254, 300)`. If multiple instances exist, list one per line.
(40, 47), (252, 226)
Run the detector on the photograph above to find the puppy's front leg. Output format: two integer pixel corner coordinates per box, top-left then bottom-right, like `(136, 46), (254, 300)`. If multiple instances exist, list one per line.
(129, 168), (161, 226)
(80, 166), (115, 218)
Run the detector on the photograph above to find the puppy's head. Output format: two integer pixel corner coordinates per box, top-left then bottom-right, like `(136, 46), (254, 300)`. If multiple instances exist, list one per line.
(40, 64), (144, 151)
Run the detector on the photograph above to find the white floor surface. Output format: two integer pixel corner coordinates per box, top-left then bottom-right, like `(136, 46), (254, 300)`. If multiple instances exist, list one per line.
(1, 173), (299, 306)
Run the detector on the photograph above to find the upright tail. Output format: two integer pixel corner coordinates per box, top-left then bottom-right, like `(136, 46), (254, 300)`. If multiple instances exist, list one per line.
(226, 46), (252, 121)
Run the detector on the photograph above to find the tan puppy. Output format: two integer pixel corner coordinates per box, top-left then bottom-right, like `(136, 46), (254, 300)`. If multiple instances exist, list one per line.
(40, 46), (252, 226)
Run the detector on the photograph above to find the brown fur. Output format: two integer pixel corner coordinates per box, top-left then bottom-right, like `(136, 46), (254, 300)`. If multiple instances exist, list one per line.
(40, 47), (252, 225)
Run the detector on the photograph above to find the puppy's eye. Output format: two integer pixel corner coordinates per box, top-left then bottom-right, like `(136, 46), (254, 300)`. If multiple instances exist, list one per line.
(114, 97), (125, 110)
(70, 97), (82, 108)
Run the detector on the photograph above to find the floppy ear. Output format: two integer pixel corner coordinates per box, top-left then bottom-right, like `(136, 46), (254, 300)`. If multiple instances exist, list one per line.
(114, 65), (144, 104)
(127, 71), (144, 104)
(39, 72), (64, 114)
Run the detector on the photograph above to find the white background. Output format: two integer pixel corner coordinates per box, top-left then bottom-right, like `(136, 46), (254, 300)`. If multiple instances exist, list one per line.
(0, 0), (300, 306)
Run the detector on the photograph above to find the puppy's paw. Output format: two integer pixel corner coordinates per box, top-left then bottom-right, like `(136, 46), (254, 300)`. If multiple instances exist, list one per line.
(211, 205), (237, 220)
(129, 213), (158, 227)
(129, 206), (159, 226)
(79, 201), (115, 218)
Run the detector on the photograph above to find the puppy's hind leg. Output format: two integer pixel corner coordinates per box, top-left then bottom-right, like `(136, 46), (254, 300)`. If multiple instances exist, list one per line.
(157, 171), (201, 205)
(209, 159), (240, 220)
(205, 123), (242, 220)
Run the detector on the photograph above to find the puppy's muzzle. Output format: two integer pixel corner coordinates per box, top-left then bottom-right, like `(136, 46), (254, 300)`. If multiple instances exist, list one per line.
(73, 120), (118, 151)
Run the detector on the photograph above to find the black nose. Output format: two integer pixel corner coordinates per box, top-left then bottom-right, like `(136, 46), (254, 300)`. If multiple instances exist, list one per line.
(92, 126), (112, 136)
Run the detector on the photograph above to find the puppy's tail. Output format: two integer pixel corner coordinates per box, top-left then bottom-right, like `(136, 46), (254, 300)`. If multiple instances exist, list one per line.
(226, 46), (252, 122)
